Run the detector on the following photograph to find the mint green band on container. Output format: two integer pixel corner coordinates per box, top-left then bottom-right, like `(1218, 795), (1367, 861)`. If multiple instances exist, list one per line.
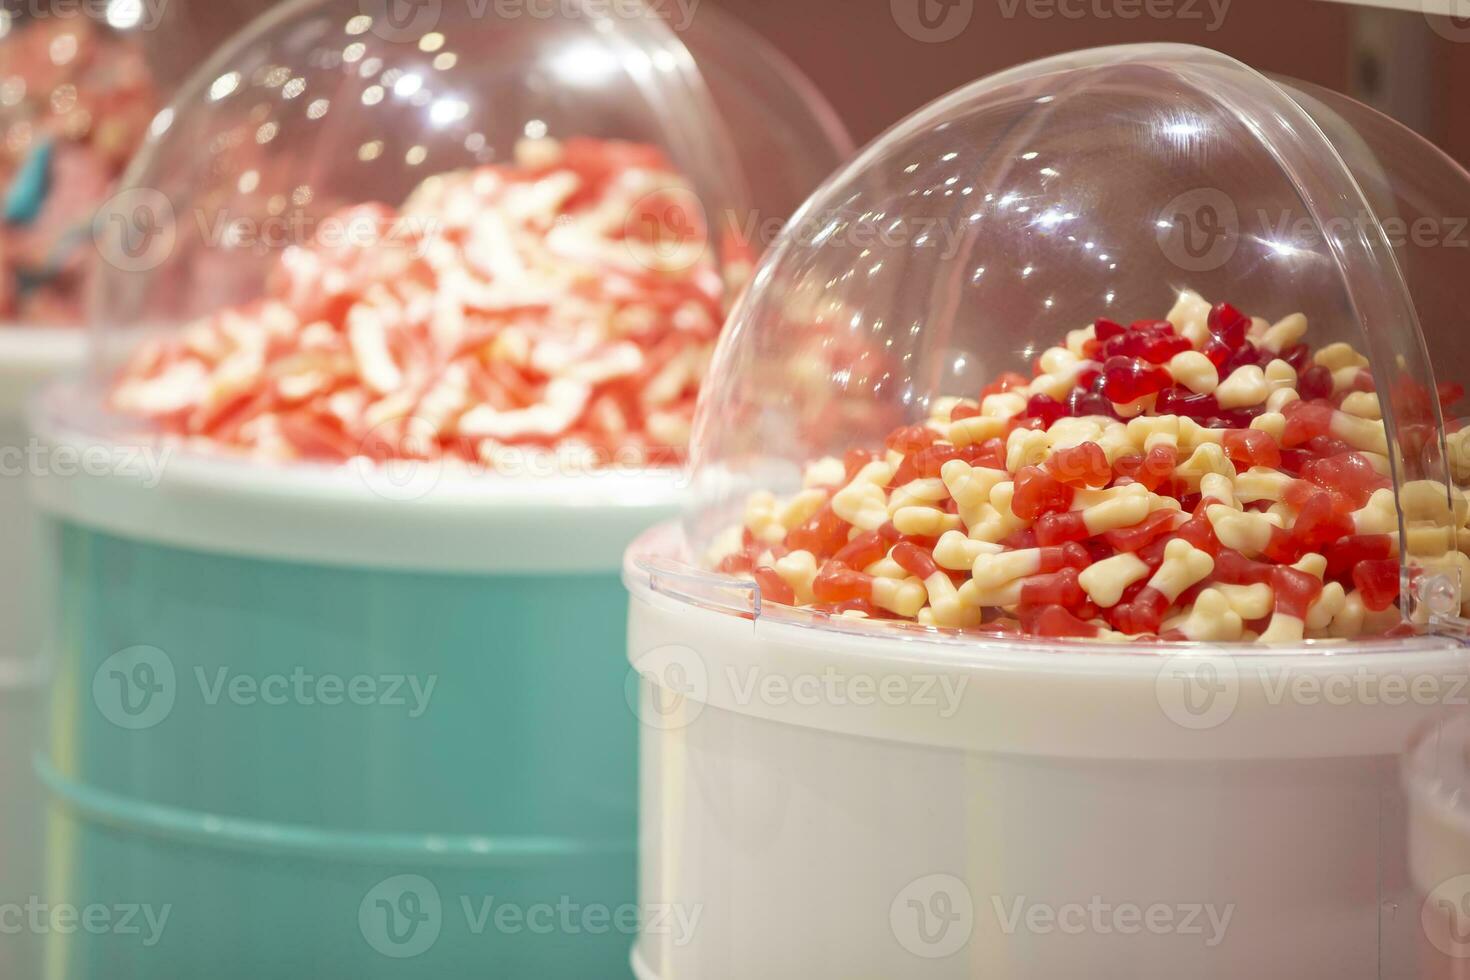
(30, 442), (681, 979)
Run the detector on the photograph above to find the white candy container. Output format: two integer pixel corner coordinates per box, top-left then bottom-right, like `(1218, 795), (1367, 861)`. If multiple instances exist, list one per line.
(626, 44), (1470, 979)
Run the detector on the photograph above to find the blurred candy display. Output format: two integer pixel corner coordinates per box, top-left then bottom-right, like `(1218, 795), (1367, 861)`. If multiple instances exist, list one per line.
(0, 11), (156, 325)
(111, 136), (725, 468)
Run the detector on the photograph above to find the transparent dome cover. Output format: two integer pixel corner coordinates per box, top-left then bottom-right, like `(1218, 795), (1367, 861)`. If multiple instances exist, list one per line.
(670, 43), (1470, 645)
(59, 0), (849, 472)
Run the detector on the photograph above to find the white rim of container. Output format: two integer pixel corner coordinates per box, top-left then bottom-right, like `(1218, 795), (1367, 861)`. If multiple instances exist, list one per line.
(28, 379), (685, 575)
(0, 326), (85, 418)
(626, 521), (1470, 761)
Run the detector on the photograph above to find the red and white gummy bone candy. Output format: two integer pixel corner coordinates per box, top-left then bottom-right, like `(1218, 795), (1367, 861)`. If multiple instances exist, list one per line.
(712, 291), (1470, 641)
(111, 138), (726, 470)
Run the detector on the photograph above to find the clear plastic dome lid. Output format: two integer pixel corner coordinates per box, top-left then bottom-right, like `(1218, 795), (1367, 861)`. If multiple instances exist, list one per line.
(679, 43), (1470, 645)
(71, 0), (850, 470)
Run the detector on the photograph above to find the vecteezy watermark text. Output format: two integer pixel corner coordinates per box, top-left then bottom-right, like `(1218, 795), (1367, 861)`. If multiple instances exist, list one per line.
(996, 0), (1229, 30)
(93, 646), (438, 730)
(0, 439), (170, 487)
(4, 0), (171, 30)
(0, 898), (170, 947)
(356, 0), (700, 44)
(358, 875), (700, 959)
(991, 895), (1233, 947)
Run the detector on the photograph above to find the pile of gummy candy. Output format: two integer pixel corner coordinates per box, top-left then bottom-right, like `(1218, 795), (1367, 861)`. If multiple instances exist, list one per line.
(712, 290), (1468, 641)
(112, 137), (727, 470)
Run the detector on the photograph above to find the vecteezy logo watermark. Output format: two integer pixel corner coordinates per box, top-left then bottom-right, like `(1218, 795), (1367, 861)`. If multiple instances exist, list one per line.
(360, 875), (443, 959)
(92, 648), (438, 730)
(195, 667), (437, 717)
(1156, 190), (1470, 273)
(1425, 0), (1470, 43)
(354, 417), (445, 503)
(195, 208), (439, 259)
(1156, 187), (1239, 273)
(1157, 661), (1470, 731)
(725, 666), (968, 719)
(625, 644), (709, 732)
(891, 0), (974, 42)
(891, 874), (975, 958)
(1, 439), (171, 487)
(1155, 654), (1240, 731)
(1425, 874), (1470, 959)
(358, 877), (701, 957)
(0, 898), (171, 946)
(5, 0), (171, 30)
(623, 186), (710, 274)
(358, 0), (698, 43)
(991, 895), (1234, 947)
(359, 0), (444, 41)
(92, 646), (177, 731)
(995, 0), (1230, 31)
(93, 187), (177, 274)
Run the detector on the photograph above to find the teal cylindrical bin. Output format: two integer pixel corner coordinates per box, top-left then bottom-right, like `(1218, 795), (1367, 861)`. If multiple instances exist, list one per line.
(0, 332), (82, 980)
(30, 413), (680, 978)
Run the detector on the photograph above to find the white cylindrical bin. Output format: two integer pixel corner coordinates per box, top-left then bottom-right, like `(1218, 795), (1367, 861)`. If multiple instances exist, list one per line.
(1407, 714), (1470, 980)
(628, 524), (1470, 979)
(624, 43), (1470, 980)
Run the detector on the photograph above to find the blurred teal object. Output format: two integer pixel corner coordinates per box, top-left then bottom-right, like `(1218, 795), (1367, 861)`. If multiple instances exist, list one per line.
(5, 139), (52, 226)
(39, 521), (642, 979)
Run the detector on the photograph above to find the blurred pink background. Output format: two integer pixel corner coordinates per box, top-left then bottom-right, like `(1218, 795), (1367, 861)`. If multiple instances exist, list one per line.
(185, 0), (1470, 163)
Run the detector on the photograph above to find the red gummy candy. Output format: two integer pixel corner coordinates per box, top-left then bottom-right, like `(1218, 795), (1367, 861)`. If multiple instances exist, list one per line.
(1289, 491), (1355, 552)
(843, 449), (879, 483)
(892, 443), (961, 486)
(716, 552), (754, 575)
(786, 504), (850, 559)
(960, 437), (1008, 471)
(1012, 466), (1075, 521)
(1067, 389), (1119, 419)
(1154, 386), (1220, 420)
(1034, 511), (1089, 546)
(891, 541), (940, 580)
(812, 562), (873, 603)
(1323, 534), (1394, 584)
(1223, 429), (1282, 470)
(1353, 559), (1401, 612)
(886, 424), (938, 455)
(1024, 393), (1067, 429)
(1297, 366), (1334, 401)
(1110, 587), (1171, 635)
(1439, 381), (1466, 409)
(1045, 441), (1111, 488)
(1101, 356), (1172, 404)
(1019, 567), (1086, 610)
(1281, 400), (1334, 447)
(1175, 505), (1221, 556)
(1212, 548), (1274, 586)
(1039, 542), (1093, 573)
(1021, 604), (1100, 638)
(1102, 510), (1179, 553)
(1301, 453), (1388, 508)
(754, 566), (796, 606)
(1271, 564), (1324, 620)
(1093, 318), (1126, 342)
(833, 529), (891, 571)
(1281, 343), (1312, 373)
(1208, 302), (1249, 349)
